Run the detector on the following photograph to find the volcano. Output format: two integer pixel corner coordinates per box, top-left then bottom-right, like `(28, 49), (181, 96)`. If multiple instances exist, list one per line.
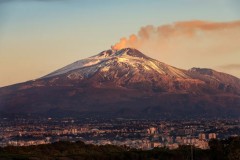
(0, 48), (240, 118)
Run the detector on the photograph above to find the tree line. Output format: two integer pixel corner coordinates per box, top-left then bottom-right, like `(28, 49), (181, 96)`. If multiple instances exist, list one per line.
(0, 136), (239, 160)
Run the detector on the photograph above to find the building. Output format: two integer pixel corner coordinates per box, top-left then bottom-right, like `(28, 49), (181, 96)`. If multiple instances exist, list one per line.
(199, 133), (206, 140)
(147, 127), (157, 135)
(208, 133), (217, 139)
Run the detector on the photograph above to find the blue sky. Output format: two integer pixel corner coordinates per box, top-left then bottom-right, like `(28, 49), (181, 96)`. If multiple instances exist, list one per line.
(0, 0), (240, 86)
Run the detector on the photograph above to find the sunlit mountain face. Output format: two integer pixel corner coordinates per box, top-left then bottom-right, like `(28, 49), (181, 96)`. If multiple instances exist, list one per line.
(0, 48), (240, 118)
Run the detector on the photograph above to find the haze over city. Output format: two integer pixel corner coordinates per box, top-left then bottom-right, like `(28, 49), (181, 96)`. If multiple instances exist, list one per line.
(0, 0), (240, 87)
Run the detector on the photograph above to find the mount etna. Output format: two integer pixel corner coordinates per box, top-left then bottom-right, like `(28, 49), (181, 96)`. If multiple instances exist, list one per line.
(0, 48), (239, 118)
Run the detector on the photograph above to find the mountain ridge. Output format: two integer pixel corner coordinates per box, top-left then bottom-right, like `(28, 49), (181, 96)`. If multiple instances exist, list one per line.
(0, 48), (239, 118)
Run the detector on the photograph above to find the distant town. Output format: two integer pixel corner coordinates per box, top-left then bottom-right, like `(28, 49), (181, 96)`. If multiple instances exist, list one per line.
(0, 116), (239, 150)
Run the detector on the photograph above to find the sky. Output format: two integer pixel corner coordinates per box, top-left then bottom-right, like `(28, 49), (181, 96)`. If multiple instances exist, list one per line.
(0, 0), (240, 87)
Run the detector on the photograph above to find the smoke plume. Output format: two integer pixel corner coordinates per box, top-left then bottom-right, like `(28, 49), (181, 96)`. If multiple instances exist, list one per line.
(112, 20), (240, 78)
(112, 20), (240, 51)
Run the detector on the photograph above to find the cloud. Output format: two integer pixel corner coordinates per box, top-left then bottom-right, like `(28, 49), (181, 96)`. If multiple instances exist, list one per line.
(112, 20), (240, 78)
(218, 64), (240, 70)
(216, 64), (240, 78)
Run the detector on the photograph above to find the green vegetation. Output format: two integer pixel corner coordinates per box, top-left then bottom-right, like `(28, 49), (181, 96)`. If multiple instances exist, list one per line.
(0, 137), (239, 160)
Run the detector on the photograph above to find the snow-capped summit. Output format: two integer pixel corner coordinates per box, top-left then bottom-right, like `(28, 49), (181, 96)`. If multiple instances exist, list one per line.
(94, 48), (149, 59)
(43, 48), (189, 80)
(114, 48), (150, 59)
(44, 48), (151, 79)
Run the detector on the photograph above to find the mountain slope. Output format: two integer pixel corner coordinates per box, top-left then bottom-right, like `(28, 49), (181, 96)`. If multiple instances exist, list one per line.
(0, 48), (239, 118)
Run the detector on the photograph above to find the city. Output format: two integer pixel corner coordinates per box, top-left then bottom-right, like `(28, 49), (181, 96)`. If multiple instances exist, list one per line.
(1, 116), (239, 150)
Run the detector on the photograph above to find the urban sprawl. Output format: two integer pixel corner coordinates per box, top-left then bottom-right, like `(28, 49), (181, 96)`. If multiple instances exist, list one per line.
(0, 117), (239, 150)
